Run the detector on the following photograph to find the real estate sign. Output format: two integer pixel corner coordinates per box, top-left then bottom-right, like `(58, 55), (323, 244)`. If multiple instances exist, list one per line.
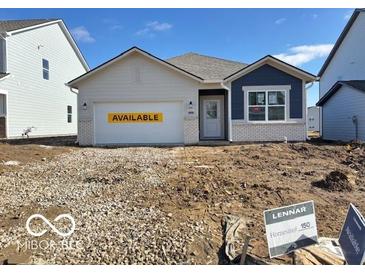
(339, 204), (365, 265)
(108, 112), (163, 123)
(264, 201), (318, 258)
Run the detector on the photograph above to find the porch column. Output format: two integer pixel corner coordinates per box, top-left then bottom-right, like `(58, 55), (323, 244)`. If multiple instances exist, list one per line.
(227, 85), (232, 142)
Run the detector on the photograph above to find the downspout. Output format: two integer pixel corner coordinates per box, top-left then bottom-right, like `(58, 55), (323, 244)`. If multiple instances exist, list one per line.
(221, 82), (232, 142)
(304, 80), (316, 140)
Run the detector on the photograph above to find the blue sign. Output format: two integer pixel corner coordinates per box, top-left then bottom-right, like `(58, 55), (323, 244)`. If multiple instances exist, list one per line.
(339, 204), (365, 265)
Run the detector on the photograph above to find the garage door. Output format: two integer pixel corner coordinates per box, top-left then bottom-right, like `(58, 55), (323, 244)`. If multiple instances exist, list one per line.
(94, 102), (184, 145)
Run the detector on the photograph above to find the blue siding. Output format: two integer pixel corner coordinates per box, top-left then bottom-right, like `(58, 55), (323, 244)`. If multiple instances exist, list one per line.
(231, 64), (303, 119)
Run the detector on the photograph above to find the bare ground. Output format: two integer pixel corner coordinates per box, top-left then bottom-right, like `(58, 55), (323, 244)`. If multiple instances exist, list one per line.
(0, 139), (364, 264)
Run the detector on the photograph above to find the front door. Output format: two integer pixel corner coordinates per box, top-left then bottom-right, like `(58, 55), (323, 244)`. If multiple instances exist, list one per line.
(201, 96), (224, 139)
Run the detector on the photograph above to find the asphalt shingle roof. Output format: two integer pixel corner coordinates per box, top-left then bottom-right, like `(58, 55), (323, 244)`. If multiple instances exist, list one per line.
(344, 80), (365, 92)
(167, 52), (247, 81)
(0, 19), (57, 32)
(317, 80), (365, 106)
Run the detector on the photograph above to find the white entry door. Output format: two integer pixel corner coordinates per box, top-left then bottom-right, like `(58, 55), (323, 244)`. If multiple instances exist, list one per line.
(202, 96), (224, 139)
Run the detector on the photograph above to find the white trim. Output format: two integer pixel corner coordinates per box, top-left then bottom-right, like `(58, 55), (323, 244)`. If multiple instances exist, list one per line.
(225, 56), (317, 83)
(5, 20), (89, 71)
(220, 82), (232, 141)
(5, 20), (63, 35)
(242, 85), (291, 91)
(68, 47), (203, 87)
(0, 74), (10, 81)
(203, 79), (223, 84)
(243, 85), (291, 124)
(303, 80), (307, 139)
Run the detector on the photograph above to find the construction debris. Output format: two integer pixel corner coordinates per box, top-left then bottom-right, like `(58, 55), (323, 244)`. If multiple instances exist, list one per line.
(294, 238), (345, 265)
(1, 141), (365, 264)
(222, 215), (249, 262)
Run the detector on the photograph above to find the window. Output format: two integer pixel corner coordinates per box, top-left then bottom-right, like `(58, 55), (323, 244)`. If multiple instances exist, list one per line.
(205, 101), (218, 119)
(248, 90), (286, 122)
(67, 105), (72, 123)
(0, 94), (5, 116)
(42, 59), (49, 80)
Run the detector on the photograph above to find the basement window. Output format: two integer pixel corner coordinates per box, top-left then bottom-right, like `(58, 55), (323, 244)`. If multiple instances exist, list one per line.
(248, 90), (286, 122)
(42, 59), (49, 80)
(67, 105), (72, 123)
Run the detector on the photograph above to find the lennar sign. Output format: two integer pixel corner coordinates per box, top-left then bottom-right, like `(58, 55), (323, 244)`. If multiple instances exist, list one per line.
(339, 203), (365, 265)
(108, 112), (163, 123)
(264, 201), (318, 258)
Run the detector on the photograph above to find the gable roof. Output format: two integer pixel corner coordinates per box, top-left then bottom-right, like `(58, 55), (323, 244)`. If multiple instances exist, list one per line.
(68, 46), (316, 88)
(0, 19), (56, 32)
(318, 9), (365, 77)
(68, 47), (205, 87)
(167, 52), (247, 81)
(224, 55), (317, 82)
(316, 80), (365, 106)
(0, 19), (89, 71)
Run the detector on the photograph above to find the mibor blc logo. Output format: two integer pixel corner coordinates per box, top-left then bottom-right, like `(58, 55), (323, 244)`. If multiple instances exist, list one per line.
(26, 214), (75, 237)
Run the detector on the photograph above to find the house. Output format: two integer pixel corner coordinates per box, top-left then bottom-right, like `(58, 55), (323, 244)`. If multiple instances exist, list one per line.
(317, 9), (365, 141)
(307, 106), (320, 133)
(0, 19), (89, 139)
(67, 47), (316, 146)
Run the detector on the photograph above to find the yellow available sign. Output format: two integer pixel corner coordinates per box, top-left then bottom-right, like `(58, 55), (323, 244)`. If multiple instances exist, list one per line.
(108, 112), (163, 123)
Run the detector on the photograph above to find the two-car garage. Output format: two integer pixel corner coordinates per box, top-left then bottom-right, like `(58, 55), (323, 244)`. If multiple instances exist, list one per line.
(93, 101), (184, 145)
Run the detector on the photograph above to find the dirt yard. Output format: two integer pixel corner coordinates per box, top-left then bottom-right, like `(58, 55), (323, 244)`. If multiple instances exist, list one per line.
(0, 139), (364, 264)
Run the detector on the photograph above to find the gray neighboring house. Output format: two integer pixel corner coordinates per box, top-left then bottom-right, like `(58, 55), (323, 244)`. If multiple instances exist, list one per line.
(67, 47), (316, 146)
(317, 9), (365, 141)
(0, 19), (88, 139)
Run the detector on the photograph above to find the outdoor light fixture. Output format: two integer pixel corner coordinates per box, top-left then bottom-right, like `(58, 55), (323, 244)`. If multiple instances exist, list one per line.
(82, 102), (87, 110)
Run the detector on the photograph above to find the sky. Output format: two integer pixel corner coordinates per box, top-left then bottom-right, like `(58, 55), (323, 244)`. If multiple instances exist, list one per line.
(0, 8), (355, 106)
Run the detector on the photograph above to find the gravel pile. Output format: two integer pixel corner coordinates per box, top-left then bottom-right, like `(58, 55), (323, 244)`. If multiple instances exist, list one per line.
(0, 147), (196, 264)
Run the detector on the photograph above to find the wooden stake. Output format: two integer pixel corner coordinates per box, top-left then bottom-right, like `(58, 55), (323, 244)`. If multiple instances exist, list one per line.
(239, 236), (251, 265)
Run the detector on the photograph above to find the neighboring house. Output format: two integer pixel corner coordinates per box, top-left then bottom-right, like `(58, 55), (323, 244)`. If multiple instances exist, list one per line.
(0, 19), (89, 139)
(317, 9), (365, 141)
(68, 47), (315, 146)
(307, 106), (320, 132)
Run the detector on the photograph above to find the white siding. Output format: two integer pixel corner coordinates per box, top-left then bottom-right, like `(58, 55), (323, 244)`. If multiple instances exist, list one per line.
(307, 106), (320, 131)
(0, 23), (86, 138)
(320, 12), (365, 97)
(77, 52), (201, 145)
(322, 85), (365, 141)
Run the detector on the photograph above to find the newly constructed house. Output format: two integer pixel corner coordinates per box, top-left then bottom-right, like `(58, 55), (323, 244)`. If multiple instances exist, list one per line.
(317, 9), (365, 141)
(0, 19), (89, 139)
(68, 47), (315, 146)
